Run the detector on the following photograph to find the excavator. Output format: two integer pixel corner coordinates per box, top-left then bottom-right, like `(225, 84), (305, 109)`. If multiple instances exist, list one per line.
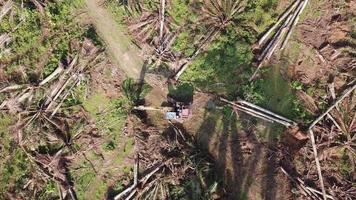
(133, 95), (192, 121)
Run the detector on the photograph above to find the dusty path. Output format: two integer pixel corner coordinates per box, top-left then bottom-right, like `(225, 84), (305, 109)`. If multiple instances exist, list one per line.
(85, 0), (143, 78)
(84, 0), (166, 106)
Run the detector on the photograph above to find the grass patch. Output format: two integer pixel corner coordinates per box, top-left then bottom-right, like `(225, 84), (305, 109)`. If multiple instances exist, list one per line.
(181, 37), (253, 96)
(115, 137), (135, 164)
(83, 92), (128, 136)
(72, 167), (96, 200)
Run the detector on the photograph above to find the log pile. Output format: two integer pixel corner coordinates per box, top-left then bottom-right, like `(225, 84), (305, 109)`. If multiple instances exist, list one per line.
(220, 97), (296, 127)
(250, 0), (309, 81)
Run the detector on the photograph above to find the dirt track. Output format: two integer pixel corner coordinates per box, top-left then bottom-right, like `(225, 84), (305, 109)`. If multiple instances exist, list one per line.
(85, 0), (143, 78)
(84, 0), (167, 106)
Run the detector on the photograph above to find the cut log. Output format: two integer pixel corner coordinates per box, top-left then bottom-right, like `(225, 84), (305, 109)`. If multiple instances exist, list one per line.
(265, 16), (292, 60)
(220, 97), (293, 127)
(159, 0), (166, 41)
(133, 106), (164, 111)
(280, 0), (309, 50)
(261, 12), (294, 59)
(237, 99), (296, 124)
(250, 0), (310, 81)
(250, 13), (295, 81)
(257, 0), (300, 46)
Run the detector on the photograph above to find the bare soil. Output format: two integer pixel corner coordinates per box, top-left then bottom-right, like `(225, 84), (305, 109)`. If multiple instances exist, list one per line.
(78, 0), (354, 199)
(292, 0), (355, 86)
(83, 0), (167, 107)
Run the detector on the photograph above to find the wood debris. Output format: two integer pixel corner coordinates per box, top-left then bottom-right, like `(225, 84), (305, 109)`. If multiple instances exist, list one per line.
(220, 97), (296, 127)
(250, 0), (309, 81)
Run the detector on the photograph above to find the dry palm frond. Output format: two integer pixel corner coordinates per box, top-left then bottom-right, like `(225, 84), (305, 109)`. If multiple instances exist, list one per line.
(128, 10), (171, 44)
(330, 94), (356, 139)
(201, 0), (246, 28)
(127, 0), (177, 45)
(0, 0), (13, 23)
(294, 88), (356, 200)
(114, 122), (220, 200)
(116, 0), (143, 14)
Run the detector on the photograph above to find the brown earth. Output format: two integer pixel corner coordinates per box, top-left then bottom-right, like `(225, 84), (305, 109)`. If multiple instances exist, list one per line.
(77, 0), (355, 199)
(293, 0), (355, 86)
(83, 0), (167, 107)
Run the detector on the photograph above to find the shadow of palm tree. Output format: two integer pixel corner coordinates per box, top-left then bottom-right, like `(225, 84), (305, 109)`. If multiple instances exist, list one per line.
(194, 103), (282, 199)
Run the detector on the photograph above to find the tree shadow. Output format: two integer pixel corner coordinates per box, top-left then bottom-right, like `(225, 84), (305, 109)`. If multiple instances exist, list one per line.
(261, 125), (280, 200)
(194, 103), (281, 200)
(168, 82), (194, 103)
(227, 115), (263, 200)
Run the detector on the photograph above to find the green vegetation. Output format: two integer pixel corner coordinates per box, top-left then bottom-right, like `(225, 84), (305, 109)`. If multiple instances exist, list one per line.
(1, 0), (87, 80)
(181, 36), (253, 96)
(1, 1), (132, 199)
(0, 114), (31, 199)
(84, 92), (128, 136)
(3, 0), (352, 199)
(72, 165), (96, 199)
(121, 77), (151, 105)
(168, 82), (194, 103)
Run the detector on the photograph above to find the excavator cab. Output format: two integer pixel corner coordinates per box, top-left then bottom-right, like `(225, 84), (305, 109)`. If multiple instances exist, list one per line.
(165, 97), (192, 120)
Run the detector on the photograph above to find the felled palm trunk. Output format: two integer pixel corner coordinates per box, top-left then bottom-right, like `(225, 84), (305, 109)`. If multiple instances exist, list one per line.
(250, 0), (309, 81)
(220, 97), (296, 127)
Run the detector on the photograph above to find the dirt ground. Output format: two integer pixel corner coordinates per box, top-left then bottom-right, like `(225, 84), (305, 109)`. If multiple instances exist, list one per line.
(80, 1), (297, 199)
(84, 0), (167, 107)
(79, 0), (354, 199)
(289, 0), (355, 88)
(181, 92), (294, 200)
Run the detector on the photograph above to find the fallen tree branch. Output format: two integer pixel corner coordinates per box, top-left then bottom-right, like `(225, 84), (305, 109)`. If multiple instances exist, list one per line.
(0, 0), (13, 22)
(0, 33), (11, 48)
(309, 83), (356, 130)
(309, 129), (327, 200)
(280, 167), (334, 199)
(114, 159), (168, 200)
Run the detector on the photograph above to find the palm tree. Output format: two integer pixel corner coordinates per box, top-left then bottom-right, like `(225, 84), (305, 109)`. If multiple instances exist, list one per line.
(116, 0), (143, 14)
(174, 0), (247, 80)
(201, 0), (247, 29)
